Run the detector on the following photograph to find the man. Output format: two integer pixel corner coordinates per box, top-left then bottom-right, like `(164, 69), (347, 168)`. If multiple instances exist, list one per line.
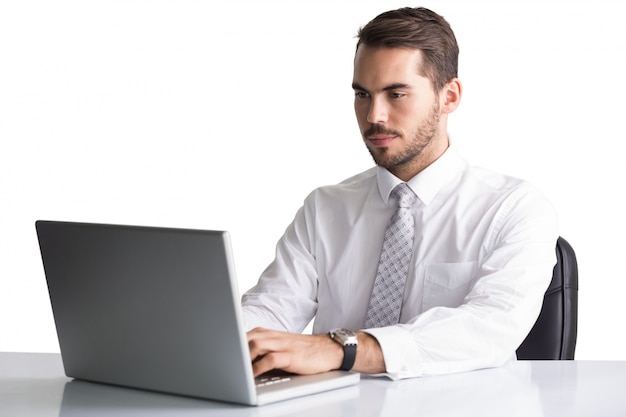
(242, 7), (558, 380)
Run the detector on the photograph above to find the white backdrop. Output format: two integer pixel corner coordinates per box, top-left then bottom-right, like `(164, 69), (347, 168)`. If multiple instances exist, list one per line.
(1, 0), (625, 360)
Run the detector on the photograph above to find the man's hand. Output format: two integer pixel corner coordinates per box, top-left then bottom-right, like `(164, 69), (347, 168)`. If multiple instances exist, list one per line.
(247, 327), (386, 377)
(247, 328), (343, 377)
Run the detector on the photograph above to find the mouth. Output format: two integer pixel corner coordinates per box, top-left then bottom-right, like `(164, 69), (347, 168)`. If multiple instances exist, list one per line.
(364, 126), (401, 148)
(367, 134), (398, 147)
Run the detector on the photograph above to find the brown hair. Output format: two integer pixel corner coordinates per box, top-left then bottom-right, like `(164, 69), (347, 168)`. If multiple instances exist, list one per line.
(356, 7), (459, 92)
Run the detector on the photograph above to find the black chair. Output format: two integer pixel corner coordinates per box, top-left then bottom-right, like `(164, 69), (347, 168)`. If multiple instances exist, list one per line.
(516, 237), (578, 360)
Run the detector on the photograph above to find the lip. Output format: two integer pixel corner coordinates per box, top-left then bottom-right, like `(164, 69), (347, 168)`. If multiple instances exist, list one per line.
(367, 135), (397, 147)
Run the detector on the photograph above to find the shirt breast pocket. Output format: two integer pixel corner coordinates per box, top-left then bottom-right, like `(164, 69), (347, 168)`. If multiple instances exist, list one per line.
(423, 261), (477, 311)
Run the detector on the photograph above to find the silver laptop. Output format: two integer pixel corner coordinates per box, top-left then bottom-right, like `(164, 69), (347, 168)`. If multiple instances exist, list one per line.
(36, 220), (359, 406)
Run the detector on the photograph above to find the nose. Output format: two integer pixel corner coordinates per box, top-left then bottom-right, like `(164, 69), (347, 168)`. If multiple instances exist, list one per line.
(367, 97), (388, 124)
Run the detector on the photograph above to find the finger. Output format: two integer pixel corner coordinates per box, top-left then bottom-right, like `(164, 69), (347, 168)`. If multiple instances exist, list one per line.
(247, 330), (298, 376)
(247, 328), (270, 362)
(247, 329), (287, 362)
(252, 351), (292, 377)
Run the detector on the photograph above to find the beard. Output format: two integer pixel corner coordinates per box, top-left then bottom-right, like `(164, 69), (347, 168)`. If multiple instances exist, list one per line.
(364, 101), (441, 171)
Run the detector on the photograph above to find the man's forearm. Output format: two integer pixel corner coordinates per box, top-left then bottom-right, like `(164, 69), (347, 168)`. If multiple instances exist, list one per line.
(353, 331), (386, 374)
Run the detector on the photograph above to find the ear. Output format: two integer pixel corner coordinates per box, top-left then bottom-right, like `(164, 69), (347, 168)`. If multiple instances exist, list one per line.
(439, 78), (462, 114)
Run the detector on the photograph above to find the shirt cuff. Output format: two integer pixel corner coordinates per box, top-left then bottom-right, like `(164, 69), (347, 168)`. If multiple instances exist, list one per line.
(362, 325), (420, 380)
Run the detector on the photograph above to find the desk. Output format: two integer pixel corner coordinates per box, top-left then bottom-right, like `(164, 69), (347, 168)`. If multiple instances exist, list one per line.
(1, 352), (625, 416)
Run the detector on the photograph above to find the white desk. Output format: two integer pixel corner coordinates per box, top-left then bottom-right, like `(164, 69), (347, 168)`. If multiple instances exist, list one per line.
(1, 352), (625, 416)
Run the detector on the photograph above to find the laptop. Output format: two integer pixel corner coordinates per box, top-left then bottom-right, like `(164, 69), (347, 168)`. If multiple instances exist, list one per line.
(35, 220), (359, 406)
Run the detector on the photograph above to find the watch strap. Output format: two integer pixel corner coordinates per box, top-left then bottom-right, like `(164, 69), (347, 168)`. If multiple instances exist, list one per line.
(339, 342), (357, 371)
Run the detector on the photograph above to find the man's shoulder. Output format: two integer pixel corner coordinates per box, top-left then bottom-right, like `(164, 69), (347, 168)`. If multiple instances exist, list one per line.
(462, 164), (555, 219)
(464, 164), (538, 196)
(315, 166), (377, 192)
(304, 167), (377, 203)
(337, 166), (378, 186)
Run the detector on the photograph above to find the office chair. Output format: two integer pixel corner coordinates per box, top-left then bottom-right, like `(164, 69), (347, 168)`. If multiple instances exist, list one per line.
(516, 237), (578, 360)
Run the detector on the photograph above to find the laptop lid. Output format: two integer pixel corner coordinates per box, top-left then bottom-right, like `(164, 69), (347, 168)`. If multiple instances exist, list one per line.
(36, 221), (358, 406)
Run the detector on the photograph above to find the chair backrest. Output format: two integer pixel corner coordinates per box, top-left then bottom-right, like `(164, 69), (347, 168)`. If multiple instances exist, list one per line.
(516, 237), (578, 360)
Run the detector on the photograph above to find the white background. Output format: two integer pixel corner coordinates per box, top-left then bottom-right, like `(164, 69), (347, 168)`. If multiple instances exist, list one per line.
(1, 0), (624, 359)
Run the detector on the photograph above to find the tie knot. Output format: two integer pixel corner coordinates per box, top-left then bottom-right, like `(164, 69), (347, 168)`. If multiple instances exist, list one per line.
(392, 183), (417, 209)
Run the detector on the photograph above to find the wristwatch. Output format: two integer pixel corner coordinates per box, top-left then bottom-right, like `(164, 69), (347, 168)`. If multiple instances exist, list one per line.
(329, 328), (358, 371)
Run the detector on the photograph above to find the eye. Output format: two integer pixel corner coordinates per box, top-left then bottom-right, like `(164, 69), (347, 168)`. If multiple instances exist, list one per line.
(390, 92), (406, 99)
(354, 91), (369, 99)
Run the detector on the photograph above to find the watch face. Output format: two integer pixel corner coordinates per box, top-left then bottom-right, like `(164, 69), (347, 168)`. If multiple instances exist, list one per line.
(331, 328), (358, 344)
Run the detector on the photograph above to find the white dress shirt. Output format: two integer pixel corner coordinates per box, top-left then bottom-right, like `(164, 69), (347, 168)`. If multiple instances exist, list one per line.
(242, 144), (559, 380)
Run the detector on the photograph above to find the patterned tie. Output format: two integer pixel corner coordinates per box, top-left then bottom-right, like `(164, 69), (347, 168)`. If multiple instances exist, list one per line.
(365, 183), (417, 328)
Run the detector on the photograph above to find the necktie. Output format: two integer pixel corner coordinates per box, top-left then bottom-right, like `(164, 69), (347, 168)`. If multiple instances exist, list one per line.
(365, 183), (417, 328)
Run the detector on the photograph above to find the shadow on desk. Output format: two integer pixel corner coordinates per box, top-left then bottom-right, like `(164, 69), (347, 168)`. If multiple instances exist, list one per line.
(360, 362), (546, 417)
(59, 379), (360, 417)
(58, 361), (552, 417)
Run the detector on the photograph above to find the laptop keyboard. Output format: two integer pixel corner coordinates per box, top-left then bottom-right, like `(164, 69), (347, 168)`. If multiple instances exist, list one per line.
(256, 372), (293, 388)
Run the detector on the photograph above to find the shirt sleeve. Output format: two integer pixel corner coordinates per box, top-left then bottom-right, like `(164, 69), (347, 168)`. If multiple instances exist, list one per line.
(365, 185), (559, 380)
(241, 201), (319, 333)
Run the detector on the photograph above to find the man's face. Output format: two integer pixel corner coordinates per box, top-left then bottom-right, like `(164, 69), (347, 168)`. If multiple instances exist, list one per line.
(352, 46), (447, 179)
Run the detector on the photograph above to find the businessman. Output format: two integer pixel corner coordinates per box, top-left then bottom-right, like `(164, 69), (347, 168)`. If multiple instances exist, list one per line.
(242, 7), (558, 380)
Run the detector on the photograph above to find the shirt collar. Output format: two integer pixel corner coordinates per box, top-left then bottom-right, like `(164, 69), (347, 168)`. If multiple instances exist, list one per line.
(376, 143), (466, 206)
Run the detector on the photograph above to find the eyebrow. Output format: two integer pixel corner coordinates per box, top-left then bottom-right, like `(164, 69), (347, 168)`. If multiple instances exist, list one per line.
(351, 82), (412, 92)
